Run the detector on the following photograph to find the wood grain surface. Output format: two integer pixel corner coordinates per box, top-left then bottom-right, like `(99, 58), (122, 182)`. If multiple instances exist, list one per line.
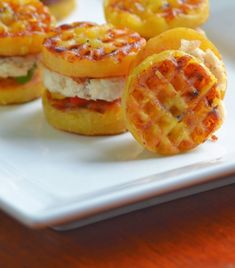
(0, 184), (235, 268)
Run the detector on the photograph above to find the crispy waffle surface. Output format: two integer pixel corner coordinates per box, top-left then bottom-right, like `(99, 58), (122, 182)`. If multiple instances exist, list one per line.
(104, 0), (209, 38)
(42, 22), (146, 78)
(123, 50), (224, 155)
(132, 28), (227, 100)
(0, 0), (55, 56)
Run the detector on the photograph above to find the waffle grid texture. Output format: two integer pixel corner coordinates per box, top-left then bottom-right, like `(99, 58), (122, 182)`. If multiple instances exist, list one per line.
(125, 51), (223, 155)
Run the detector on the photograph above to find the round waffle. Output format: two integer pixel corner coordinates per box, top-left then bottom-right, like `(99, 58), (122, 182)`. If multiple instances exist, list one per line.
(134, 28), (221, 65)
(42, 22), (146, 78)
(104, 0), (209, 38)
(0, 0), (55, 56)
(42, 92), (127, 136)
(123, 50), (224, 155)
(132, 28), (227, 100)
(0, 68), (44, 104)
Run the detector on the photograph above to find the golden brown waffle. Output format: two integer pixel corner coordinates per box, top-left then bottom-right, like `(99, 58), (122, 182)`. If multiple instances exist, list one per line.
(0, 0), (55, 55)
(123, 50), (224, 155)
(0, 68), (44, 105)
(132, 28), (227, 100)
(43, 91), (127, 136)
(133, 28), (222, 68)
(42, 22), (146, 77)
(104, 0), (209, 38)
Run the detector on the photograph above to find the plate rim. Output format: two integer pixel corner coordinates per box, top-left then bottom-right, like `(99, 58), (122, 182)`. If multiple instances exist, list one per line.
(0, 157), (235, 228)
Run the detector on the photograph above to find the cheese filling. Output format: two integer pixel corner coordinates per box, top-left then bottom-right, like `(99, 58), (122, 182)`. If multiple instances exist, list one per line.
(43, 68), (125, 102)
(0, 55), (38, 79)
(180, 39), (226, 93)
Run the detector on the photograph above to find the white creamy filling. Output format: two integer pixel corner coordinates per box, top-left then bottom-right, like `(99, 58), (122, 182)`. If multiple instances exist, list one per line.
(180, 39), (226, 92)
(0, 55), (38, 78)
(43, 68), (125, 102)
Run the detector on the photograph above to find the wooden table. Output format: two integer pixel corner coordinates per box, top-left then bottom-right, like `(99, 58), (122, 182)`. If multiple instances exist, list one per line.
(0, 184), (235, 268)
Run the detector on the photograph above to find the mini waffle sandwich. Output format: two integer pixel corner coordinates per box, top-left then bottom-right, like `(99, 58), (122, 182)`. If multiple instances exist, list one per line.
(122, 28), (227, 155)
(104, 0), (209, 38)
(40, 0), (75, 20)
(0, 0), (54, 105)
(41, 22), (146, 135)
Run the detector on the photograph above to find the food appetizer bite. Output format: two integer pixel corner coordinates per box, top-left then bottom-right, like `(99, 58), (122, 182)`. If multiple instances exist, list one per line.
(0, 0), (55, 105)
(104, 0), (209, 39)
(40, 0), (75, 20)
(123, 28), (227, 155)
(41, 22), (146, 135)
(133, 28), (227, 99)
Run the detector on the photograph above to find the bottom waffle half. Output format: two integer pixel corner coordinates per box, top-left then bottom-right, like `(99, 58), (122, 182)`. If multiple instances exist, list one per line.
(0, 69), (44, 105)
(43, 91), (127, 136)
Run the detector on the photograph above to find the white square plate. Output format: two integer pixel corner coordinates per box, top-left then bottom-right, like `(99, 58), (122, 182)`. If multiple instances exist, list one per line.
(0, 0), (235, 228)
